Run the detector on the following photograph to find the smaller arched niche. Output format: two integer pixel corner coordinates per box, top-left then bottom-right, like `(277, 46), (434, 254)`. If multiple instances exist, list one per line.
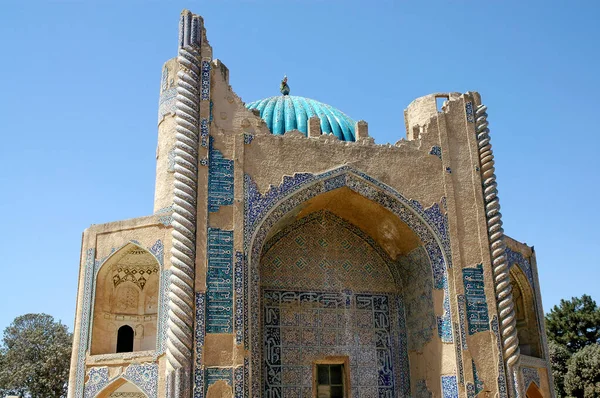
(97, 378), (147, 398)
(510, 267), (542, 358)
(90, 244), (160, 355)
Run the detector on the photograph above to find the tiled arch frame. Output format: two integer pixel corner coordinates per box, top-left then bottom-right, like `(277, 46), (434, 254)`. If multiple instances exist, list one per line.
(243, 165), (454, 397)
(75, 240), (167, 398)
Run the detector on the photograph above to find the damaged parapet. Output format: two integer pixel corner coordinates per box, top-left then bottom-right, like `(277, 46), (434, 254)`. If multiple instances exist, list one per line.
(404, 92), (462, 140)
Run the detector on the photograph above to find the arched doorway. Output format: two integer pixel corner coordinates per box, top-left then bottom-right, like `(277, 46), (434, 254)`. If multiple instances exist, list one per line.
(246, 168), (453, 398)
(510, 267), (542, 357)
(90, 243), (160, 355)
(96, 378), (148, 398)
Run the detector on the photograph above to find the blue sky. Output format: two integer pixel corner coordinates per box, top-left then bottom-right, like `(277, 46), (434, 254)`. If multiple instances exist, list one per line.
(0, 1), (598, 332)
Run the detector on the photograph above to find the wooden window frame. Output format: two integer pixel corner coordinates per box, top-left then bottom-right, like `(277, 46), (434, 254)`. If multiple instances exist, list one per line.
(312, 356), (351, 398)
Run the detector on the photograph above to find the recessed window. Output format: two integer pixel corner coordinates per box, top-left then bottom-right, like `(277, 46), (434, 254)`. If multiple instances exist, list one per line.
(116, 325), (134, 353)
(316, 364), (345, 398)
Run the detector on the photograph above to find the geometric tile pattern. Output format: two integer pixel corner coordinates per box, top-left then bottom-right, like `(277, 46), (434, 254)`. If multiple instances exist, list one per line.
(123, 363), (159, 398)
(465, 102), (475, 123)
(262, 290), (404, 398)
(397, 247), (436, 351)
(244, 166), (456, 395)
(201, 61), (210, 101)
(208, 138), (234, 213)
(395, 296), (411, 397)
(75, 249), (96, 398)
(261, 211), (397, 293)
(454, 322), (464, 385)
(505, 247), (534, 288)
(234, 251), (244, 345)
(441, 375), (458, 398)
(84, 367), (109, 398)
(437, 284), (453, 343)
(522, 367), (540, 389)
(206, 228), (234, 333)
(462, 264), (490, 334)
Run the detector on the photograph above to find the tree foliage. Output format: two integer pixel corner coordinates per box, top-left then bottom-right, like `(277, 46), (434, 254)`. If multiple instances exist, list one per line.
(545, 294), (600, 353)
(564, 344), (600, 398)
(0, 314), (72, 398)
(549, 340), (571, 397)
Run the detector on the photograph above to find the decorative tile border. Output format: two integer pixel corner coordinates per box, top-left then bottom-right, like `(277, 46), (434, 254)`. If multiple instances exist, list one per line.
(206, 228), (234, 333)
(208, 138), (234, 213)
(75, 248), (96, 398)
(491, 315), (509, 398)
(244, 166), (455, 396)
(457, 295), (468, 350)
(201, 119), (209, 148)
(395, 296), (411, 397)
(201, 61), (211, 101)
(441, 375), (458, 398)
(454, 322), (464, 385)
(437, 282), (453, 343)
(462, 264), (490, 334)
(234, 251), (244, 345)
(193, 292), (205, 398)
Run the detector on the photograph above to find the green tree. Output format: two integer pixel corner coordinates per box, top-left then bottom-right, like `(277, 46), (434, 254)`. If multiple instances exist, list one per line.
(549, 340), (571, 397)
(0, 314), (72, 398)
(545, 294), (600, 353)
(564, 344), (600, 398)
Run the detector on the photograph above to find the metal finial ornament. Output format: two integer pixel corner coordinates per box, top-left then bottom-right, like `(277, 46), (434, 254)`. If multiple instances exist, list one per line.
(280, 75), (290, 95)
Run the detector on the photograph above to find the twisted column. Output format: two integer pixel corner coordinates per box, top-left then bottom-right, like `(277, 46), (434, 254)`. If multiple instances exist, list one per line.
(475, 104), (522, 397)
(166, 10), (202, 398)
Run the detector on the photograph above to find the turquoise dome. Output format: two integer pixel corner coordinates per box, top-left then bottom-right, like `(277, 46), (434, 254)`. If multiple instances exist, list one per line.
(246, 95), (356, 141)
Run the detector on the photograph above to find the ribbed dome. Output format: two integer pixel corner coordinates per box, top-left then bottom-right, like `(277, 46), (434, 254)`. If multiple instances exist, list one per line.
(246, 95), (356, 141)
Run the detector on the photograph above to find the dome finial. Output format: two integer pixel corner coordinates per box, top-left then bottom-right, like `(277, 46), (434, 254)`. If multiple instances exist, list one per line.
(280, 75), (290, 96)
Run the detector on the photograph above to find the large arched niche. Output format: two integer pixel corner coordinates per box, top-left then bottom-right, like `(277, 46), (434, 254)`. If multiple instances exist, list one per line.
(510, 266), (542, 358)
(90, 243), (160, 355)
(245, 167), (453, 398)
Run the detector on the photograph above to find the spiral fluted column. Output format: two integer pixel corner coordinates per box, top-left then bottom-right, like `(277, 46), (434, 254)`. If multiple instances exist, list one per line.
(475, 104), (522, 398)
(166, 10), (203, 398)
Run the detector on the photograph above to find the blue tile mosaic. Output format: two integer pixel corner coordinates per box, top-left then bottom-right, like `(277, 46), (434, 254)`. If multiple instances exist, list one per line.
(465, 102), (475, 123)
(206, 367), (233, 394)
(123, 363), (159, 398)
(233, 360), (248, 398)
(194, 292), (205, 398)
(437, 281), (453, 343)
(208, 138), (234, 213)
(158, 87), (177, 123)
(463, 264), (490, 334)
(201, 119), (209, 148)
(429, 146), (442, 160)
(442, 375), (459, 398)
(505, 247), (534, 288)
(74, 249), (95, 398)
(491, 316), (509, 398)
(522, 367), (540, 389)
(243, 133), (254, 145)
(234, 251), (244, 345)
(201, 61), (210, 101)
(396, 296), (411, 397)
(206, 228), (234, 333)
(262, 290), (404, 398)
(457, 295), (468, 350)
(84, 367), (109, 398)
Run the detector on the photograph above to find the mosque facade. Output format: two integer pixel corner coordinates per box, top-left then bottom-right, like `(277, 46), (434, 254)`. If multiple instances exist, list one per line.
(67, 10), (555, 398)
